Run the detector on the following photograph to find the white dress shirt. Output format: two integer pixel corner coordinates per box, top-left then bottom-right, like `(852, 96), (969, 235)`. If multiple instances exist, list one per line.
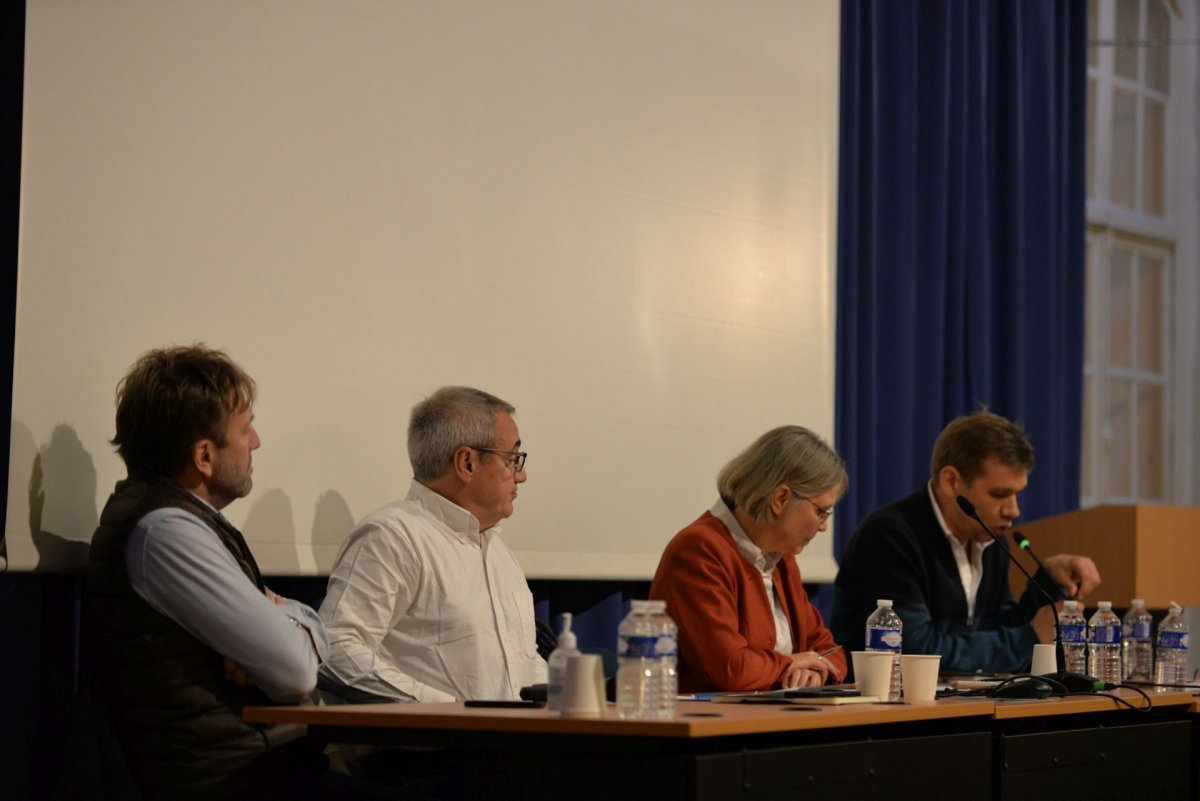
(319, 480), (547, 703)
(927, 482), (992, 625)
(711, 499), (794, 655)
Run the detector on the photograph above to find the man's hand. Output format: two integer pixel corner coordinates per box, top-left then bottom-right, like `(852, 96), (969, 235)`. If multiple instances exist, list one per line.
(224, 657), (254, 687)
(1041, 554), (1101, 599)
(266, 587), (322, 661)
(781, 651), (832, 688)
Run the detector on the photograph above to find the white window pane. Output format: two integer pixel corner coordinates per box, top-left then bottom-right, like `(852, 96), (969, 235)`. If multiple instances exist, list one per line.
(1114, 0), (1139, 80)
(1136, 383), (1165, 499)
(1082, 374), (1095, 498)
(1085, 240), (1095, 365)
(1087, 77), (1098, 199)
(1145, 0), (1169, 92)
(1108, 249), (1133, 368)
(1088, 0), (1098, 68)
(1111, 88), (1137, 207)
(1142, 97), (1165, 216)
(1137, 254), (1164, 372)
(1106, 379), (1132, 497)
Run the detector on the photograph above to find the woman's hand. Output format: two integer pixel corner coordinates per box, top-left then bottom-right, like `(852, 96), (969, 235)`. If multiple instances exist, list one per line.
(781, 651), (832, 688)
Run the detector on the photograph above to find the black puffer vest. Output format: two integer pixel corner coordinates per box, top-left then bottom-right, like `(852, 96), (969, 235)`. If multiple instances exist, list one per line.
(83, 474), (318, 801)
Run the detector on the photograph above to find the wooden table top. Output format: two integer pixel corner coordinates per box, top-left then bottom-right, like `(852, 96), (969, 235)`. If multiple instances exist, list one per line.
(245, 697), (997, 739)
(246, 686), (1200, 737)
(990, 687), (1195, 719)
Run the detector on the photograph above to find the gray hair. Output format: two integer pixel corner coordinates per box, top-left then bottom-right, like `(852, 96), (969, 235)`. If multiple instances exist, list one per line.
(716, 425), (848, 524)
(407, 386), (516, 481)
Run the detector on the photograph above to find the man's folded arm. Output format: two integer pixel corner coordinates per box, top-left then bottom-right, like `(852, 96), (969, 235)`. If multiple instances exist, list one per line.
(317, 635), (456, 703)
(128, 507), (324, 703)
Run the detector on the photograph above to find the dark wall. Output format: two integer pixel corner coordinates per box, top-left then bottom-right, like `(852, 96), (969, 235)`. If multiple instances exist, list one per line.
(0, 574), (81, 801)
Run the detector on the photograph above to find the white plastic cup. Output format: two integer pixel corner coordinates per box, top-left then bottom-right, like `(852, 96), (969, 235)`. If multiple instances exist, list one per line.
(851, 650), (894, 700)
(1031, 643), (1058, 676)
(561, 654), (606, 717)
(900, 654), (941, 701)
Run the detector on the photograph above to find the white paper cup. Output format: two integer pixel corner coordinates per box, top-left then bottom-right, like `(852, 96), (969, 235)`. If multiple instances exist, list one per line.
(561, 654), (606, 717)
(1031, 643), (1058, 676)
(900, 654), (941, 701)
(851, 650), (894, 699)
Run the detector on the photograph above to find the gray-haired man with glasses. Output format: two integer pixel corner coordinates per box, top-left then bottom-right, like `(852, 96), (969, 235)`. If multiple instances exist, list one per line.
(319, 386), (545, 703)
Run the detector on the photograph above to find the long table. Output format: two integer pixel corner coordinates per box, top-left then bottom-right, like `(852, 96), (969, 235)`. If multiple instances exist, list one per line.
(246, 689), (1196, 801)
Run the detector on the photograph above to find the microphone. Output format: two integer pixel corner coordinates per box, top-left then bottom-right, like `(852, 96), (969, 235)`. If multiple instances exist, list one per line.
(1012, 530), (1039, 560)
(1012, 530), (1059, 591)
(955, 496), (1098, 693)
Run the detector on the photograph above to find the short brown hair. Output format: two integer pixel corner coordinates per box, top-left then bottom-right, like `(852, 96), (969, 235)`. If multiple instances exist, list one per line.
(112, 345), (256, 477)
(930, 411), (1034, 482)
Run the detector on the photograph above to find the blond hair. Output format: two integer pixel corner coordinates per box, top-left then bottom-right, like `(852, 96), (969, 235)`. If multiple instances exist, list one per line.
(717, 426), (848, 523)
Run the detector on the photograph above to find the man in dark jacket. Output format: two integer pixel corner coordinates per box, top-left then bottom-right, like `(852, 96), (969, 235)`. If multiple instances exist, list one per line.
(831, 411), (1100, 674)
(83, 345), (329, 801)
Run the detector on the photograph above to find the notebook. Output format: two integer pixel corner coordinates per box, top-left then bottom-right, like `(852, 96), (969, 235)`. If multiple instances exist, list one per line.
(701, 687), (879, 705)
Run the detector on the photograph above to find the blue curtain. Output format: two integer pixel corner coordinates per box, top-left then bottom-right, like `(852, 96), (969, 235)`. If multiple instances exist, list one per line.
(834, 0), (1087, 557)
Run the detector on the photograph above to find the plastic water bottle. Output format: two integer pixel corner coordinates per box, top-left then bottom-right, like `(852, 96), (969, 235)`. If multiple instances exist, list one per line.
(865, 599), (902, 701)
(648, 600), (678, 713)
(1154, 601), (1190, 685)
(1087, 601), (1122, 685)
(1060, 600), (1088, 675)
(546, 612), (580, 714)
(1121, 599), (1153, 682)
(616, 600), (677, 719)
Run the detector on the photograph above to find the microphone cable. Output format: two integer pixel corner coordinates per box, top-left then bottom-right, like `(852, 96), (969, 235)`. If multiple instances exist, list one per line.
(937, 674), (1154, 712)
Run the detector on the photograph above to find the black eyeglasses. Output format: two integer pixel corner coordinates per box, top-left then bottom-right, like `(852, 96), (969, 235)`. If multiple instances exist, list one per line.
(471, 446), (527, 472)
(790, 489), (833, 523)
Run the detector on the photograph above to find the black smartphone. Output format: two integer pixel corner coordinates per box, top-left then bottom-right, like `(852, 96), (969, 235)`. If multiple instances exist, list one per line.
(464, 699), (546, 708)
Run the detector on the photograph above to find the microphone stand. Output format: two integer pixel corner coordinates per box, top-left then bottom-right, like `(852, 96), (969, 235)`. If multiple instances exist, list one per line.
(955, 496), (1098, 693)
(1010, 529), (1068, 674)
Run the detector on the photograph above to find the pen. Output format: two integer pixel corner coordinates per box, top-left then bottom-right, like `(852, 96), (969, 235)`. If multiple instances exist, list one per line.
(818, 645), (842, 658)
(684, 690), (773, 701)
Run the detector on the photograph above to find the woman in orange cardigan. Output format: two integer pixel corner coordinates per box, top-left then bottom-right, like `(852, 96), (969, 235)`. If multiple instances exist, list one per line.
(650, 425), (848, 692)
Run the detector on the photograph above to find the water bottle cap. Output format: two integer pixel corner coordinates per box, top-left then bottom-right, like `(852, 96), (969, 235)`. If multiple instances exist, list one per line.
(647, 600), (667, 613)
(1131, 599), (1144, 606)
(1063, 600), (1077, 610)
(876, 599), (893, 608)
(630, 600), (650, 613)
(1097, 601), (1112, 610)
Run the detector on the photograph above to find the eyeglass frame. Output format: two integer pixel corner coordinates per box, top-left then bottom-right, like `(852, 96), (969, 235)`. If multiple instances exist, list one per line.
(470, 446), (528, 473)
(789, 488), (833, 523)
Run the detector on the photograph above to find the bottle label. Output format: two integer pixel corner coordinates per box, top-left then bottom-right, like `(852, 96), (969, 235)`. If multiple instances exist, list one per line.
(623, 635), (676, 658)
(1060, 623), (1086, 643)
(1090, 624), (1121, 644)
(1128, 621), (1152, 638)
(866, 628), (902, 652)
(1157, 631), (1189, 650)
